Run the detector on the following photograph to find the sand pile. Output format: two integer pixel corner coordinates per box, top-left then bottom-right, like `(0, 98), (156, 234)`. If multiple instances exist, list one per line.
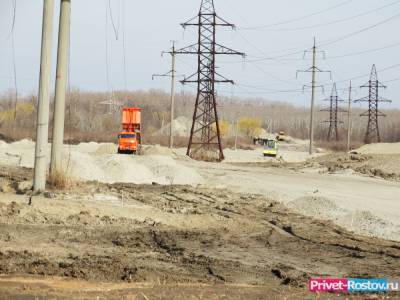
(64, 153), (203, 185)
(356, 142), (400, 155)
(142, 145), (175, 156)
(157, 116), (192, 137)
(288, 196), (400, 241)
(0, 139), (38, 168)
(0, 140), (203, 186)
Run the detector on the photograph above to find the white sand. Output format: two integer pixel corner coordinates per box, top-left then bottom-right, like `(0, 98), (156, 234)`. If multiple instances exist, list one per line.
(1, 139), (400, 241)
(356, 142), (400, 155)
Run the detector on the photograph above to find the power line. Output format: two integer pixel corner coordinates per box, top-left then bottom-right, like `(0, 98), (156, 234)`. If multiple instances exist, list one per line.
(5, 0), (17, 41)
(320, 11), (400, 47)
(261, 0), (400, 32)
(240, 0), (353, 30)
(9, 0), (18, 121)
(121, 0), (127, 96)
(325, 41), (400, 60)
(108, 0), (120, 40)
(231, 11), (400, 63)
(227, 40), (400, 64)
(11, 32), (18, 121)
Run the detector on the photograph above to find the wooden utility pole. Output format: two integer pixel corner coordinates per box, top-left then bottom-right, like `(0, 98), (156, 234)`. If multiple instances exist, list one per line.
(50, 0), (71, 177)
(33, 0), (55, 192)
(347, 81), (352, 152)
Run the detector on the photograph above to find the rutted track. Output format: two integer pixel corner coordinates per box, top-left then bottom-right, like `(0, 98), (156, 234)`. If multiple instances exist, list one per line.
(0, 171), (400, 298)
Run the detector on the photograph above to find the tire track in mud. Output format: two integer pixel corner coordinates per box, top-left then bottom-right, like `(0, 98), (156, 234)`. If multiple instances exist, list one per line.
(0, 178), (400, 294)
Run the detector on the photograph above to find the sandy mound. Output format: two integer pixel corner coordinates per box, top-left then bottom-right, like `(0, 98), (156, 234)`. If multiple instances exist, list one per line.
(288, 196), (400, 241)
(157, 116), (192, 137)
(356, 143), (400, 155)
(142, 145), (175, 156)
(287, 196), (346, 221)
(64, 153), (203, 185)
(0, 140), (203, 186)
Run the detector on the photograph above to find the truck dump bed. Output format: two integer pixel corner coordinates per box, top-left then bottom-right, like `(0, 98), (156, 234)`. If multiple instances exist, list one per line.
(122, 108), (141, 132)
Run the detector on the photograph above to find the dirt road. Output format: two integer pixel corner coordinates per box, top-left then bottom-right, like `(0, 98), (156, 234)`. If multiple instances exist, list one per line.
(185, 158), (400, 241)
(0, 167), (400, 299)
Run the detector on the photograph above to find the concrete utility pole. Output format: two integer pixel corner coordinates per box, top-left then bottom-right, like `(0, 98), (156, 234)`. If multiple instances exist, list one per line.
(50, 0), (71, 177)
(169, 43), (176, 149)
(297, 38), (330, 155)
(309, 41), (317, 155)
(234, 120), (238, 151)
(347, 81), (352, 152)
(152, 41), (177, 149)
(33, 0), (55, 192)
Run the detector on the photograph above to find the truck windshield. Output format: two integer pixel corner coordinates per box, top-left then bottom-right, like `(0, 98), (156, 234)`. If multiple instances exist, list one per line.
(119, 134), (136, 139)
(264, 141), (276, 148)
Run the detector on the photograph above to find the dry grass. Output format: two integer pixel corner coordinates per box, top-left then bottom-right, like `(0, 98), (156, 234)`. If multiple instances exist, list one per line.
(47, 169), (72, 190)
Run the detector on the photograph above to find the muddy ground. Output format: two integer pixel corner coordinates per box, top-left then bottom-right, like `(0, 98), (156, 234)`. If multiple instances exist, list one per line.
(0, 166), (400, 299)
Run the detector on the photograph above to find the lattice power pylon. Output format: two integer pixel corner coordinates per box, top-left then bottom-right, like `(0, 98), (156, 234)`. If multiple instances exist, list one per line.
(355, 65), (391, 144)
(321, 83), (344, 141)
(175, 0), (244, 161)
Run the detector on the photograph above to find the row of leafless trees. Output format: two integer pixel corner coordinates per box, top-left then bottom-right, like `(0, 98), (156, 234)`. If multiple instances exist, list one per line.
(0, 88), (399, 147)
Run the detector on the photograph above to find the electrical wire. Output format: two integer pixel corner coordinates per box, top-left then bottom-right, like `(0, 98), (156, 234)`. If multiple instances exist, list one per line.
(11, 32), (18, 121)
(231, 10), (400, 62)
(121, 0), (128, 99)
(240, 0), (353, 30)
(326, 41), (400, 60)
(9, 0), (18, 122)
(322, 63), (400, 88)
(227, 40), (400, 64)
(108, 0), (120, 40)
(320, 11), (400, 47)
(105, 0), (113, 110)
(262, 0), (400, 32)
(5, 0), (17, 41)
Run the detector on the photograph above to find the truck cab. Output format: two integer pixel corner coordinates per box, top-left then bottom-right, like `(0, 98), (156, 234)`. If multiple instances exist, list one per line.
(118, 131), (141, 154)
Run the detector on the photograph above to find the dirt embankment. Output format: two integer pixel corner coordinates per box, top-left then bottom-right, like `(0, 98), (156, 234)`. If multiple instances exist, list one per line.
(0, 166), (400, 299)
(304, 152), (400, 181)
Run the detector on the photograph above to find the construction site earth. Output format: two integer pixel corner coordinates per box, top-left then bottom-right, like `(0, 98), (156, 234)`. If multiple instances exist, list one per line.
(0, 137), (400, 299)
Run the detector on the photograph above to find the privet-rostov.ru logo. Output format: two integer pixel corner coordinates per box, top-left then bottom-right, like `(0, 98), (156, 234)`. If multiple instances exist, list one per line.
(309, 278), (400, 293)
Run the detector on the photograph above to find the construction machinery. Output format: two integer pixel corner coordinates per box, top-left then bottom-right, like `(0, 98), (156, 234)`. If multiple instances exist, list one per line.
(276, 131), (286, 142)
(118, 108), (142, 155)
(263, 139), (278, 157)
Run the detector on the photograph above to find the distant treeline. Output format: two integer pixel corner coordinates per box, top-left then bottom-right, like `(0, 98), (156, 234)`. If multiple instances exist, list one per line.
(1, 88), (399, 148)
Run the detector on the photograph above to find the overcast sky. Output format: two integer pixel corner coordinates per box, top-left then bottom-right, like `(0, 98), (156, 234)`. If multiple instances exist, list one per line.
(0, 0), (399, 109)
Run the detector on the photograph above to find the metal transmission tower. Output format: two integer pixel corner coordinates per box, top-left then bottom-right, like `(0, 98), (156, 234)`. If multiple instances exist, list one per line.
(297, 38), (331, 154)
(321, 83), (344, 141)
(355, 65), (391, 144)
(175, 0), (244, 161)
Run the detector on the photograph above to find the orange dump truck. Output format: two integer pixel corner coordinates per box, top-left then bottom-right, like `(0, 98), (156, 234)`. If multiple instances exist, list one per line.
(118, 108), (142, 155)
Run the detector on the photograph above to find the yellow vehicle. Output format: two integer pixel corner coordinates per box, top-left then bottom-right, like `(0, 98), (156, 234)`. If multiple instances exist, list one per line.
(263, 140), (278, 157)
